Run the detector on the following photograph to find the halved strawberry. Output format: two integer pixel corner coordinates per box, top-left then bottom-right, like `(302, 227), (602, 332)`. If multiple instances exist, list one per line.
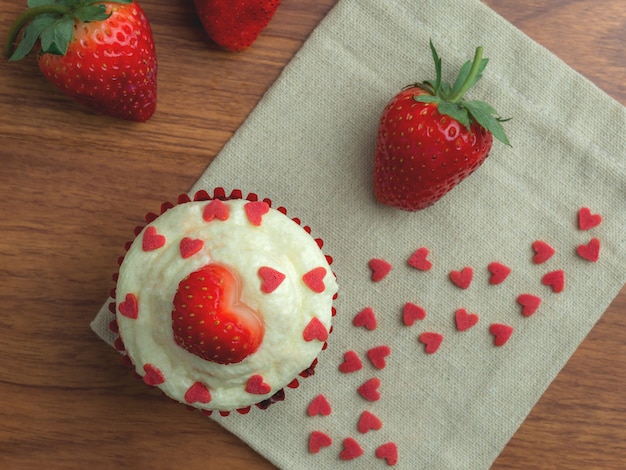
(172, 264), (264, 364)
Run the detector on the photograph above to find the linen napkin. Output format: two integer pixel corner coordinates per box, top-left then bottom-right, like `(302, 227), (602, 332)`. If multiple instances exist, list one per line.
(91, 0), (626, 468)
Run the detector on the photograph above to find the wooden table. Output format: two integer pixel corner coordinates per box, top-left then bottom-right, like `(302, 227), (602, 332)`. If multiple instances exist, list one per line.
(1, 1), (624, 468)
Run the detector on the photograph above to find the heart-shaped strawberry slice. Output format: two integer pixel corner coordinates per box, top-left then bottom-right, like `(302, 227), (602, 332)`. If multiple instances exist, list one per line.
(142, 226), (166, 251)
(171, 264), (264, 364)
(258, 266), (286, 293)
(542, 269), (565, 293)
(489, 323), (513, 346)
(339, 438), (364, 460)
(339, 350), (363, 373)
(455, 308), (478, 331)
(118, 293), (139, 319)
(367, 345), (391, 370)
(517, 294), (541, 317)
(449, 267), (473, 289)
(358, 378), (381, 401)
(578, 207), (602, 230)
(403, 302), (426, 326)
(488, 262), (511, 285)
(419, 332), (443, 354)
(358, 410), (382, 433)
(353, 307), (377, 330)
(408, 247), (432, 271)
(369, 258), (392, 282)
(179, 237), (204, 259)
(577, 238), (600, 262)
(376, 442), (399, 466)
(309, 431), (332, 454)
(307, 394), (332, 416)
(532, 240), (555, 264)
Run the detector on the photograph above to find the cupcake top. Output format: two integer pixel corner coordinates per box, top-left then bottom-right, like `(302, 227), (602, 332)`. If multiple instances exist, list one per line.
(115, 197), (337, 411)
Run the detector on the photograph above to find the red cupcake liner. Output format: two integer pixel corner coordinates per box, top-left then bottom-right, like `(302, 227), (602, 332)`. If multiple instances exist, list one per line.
(109, 187), (337, 416)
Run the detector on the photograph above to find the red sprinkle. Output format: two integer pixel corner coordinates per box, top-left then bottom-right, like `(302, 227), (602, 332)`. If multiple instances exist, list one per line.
(517, 294), (541, 317)
(408, 247), (432, 271)
(245, 375), (271, 395)
(118, 293), (138, 319)
(307, 394), (332, 417)
(244, 201), (269, 226)
(302, 267), (327, 293)
(403, 302), (426, 326)
(142, 226), (166, 251)
(369, 258), (392, 282)
(490, 323), (514, 346)
(357, 378), (381, 401)
(455, 308), (479, 331)
(258, 266), (286, 293)
(367, 345), (391, 370)
(419, 332), (443, 354)
(184, 382), (212, 404)
(303, 317), (328, 342)
(578, 207), (602, 230)
(339, 437), (364, 460)
(353, 307), (377, 330)
(542, 269), (565, 293)
(358, 411), (382, 433)
(339, 350), (363, 373)
(577, 238), (600, 262)
(449, 267), (473, 289)
(309, 431), (332, 454)
(376, 442), (399, 466)
(488, 262), (511, 285)
(179, 237), (204, 259)
(142, 364), (165, 386)
(202, 199), (229, 221)
(532, 240), (555, 264)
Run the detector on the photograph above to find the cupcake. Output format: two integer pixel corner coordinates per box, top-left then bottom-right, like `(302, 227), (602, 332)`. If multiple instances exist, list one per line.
(111, 189), (338, 414)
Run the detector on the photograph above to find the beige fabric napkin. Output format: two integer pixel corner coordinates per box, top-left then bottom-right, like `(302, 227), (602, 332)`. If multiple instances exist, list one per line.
(92, 0), (626, 467)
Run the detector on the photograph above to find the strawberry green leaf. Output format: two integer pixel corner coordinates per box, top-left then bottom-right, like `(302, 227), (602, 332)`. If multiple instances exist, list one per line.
(463, 100), (511, 145)
(414, 95), (440, 104)
(428, 39), (442, 93)
(438, 101), (470, 129)
(75, 5), (110, 22)
(40, 16), (73, 55)
(9, 14), (56, 61)
(451, 58), (488, 98)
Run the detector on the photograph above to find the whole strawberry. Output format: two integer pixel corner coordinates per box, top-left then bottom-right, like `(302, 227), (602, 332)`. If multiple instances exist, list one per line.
(172, 264), (264, 365)
(194, 0), (281, 52)
(374, 41), (509, 211)
(5, 0), (157, 121)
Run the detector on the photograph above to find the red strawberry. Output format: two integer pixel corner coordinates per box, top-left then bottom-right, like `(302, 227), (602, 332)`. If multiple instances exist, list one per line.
(5, 0), (157, 121)
(193, 0), (281, 52)
(374, 41), (509, 211)
(172, 264), (264, 364)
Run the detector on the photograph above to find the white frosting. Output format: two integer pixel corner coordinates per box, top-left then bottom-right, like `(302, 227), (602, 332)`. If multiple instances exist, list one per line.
(116, 199), (337, 411)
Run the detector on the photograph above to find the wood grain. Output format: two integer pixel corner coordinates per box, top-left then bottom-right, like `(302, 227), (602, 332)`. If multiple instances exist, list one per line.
(0, 1), (623, 468)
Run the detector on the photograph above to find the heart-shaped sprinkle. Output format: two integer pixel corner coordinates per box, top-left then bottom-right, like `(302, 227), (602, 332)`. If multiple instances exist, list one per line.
(202, 199), (229, 221)
(244, 201), (270, 226)
(449, 267), (473, 289)
(357, 378), (381, 401)
(367, 345), (391, 370)
(309, 431), (332, 454)
(258, 266), (286, 293)
(403, 302), (426, 326)
(542, 269), (565, 293)
(142, 226), (166, 251)
(577, 238), (600, 262)
(489, 323), (514, 346)
(408, 247), (432, 271)
(455, 308), (479, 331)
(419, 332), (443, 354)
(578, 207), (602, 230)
(303, 317), (328, 342)
(302, 267), (327, 293)
(118, 293), (138, 319)
(339, 438), (364, 460)
(532, 240), (555, 264)
(517, 294), (541, 317)
(488, 262), (511, 285)
(358, 411), (382, 433)
(184, 382), (212, 404)
(353, 307), (377, 330)
(376, 442), (399, 466)
(179, 237), (204, 259)
(339, 350), (363, 373)
(307, 394), (332, 417)
(369, 258), (392, 282)
(245, 374), (271, 395)
(142, 364), (165, 386)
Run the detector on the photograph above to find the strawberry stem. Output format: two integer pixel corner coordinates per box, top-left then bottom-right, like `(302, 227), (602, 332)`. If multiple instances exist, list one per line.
(448, 46), (483, 103)
(4, 4), (70, 59)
